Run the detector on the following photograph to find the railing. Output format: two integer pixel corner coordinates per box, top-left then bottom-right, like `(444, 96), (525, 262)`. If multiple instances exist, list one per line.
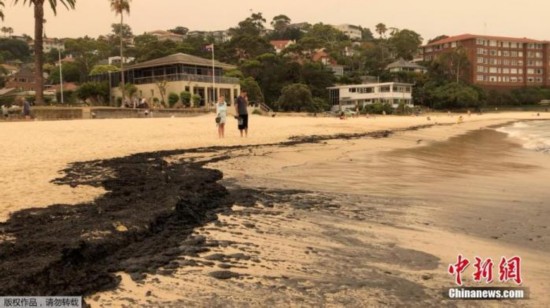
(259, 102), (272, 113)
(132, 73), (239, 85)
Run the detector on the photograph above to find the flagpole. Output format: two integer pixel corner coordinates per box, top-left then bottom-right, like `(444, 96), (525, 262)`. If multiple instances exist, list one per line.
(211, 43), (215, 106)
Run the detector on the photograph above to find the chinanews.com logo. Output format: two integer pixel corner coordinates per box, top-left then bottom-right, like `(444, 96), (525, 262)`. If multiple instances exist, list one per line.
(445, 255), (529, 300)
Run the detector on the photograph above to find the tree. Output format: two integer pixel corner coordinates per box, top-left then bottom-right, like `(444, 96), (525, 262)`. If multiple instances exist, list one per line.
(225, 12), (274, 62)
(76, 81), (109, 105)
(240, 76), (264, 104)
(430, 47), (470, 83)
(0, 38), (31, 61)
(48, 62), (80, 83)
(277, 83), (316, 112)
(110, 0), (131, 102)
(111, 23), (132, 40)
(431, 82), (481, 109)
(375, 23), (387, 38)
(13, 0), (77, 105)
(155, 79), (167, 106)
(271, 14), (290, 32)
(89, 64), (119, 75)
(168, 26), (188, 36)
(0, 1), (4, 21)
(361, 27), (374, 41)
(388, 29), (423, 60)
(65, 37), (110, 81)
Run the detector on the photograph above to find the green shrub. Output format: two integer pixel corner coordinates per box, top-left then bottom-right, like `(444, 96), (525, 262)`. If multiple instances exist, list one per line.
(168, 92), (179, 107)
(192, 94), (201, 107)
(180, 91), (192, 107)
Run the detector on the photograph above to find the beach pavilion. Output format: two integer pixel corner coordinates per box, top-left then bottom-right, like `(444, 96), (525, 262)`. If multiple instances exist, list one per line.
(95, 53), (240, 107)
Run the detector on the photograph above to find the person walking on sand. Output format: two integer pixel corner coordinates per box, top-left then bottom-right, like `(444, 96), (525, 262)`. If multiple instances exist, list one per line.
(216, 95), (227, 138)
(235, 90), (249, 137)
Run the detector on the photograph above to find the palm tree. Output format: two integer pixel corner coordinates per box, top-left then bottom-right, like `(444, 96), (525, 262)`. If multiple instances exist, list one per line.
(13, 0), (76, 105)
(7, 26), (13, 37)
(1, 27), (7, 37)
(375, 23), (387, 39)
(0, 1), (4, 21)
(110, 0), (131, 105)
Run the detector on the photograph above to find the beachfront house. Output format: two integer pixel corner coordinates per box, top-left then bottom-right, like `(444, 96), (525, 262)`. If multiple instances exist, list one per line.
(328, 82), (414, 109)
(385, 58), (427, 73)
(94, 53), (240, 107)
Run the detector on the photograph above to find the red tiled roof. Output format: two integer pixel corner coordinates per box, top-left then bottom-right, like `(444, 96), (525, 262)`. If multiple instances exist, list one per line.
(270, 40), (292, 49)
(424, 34), (545, 47)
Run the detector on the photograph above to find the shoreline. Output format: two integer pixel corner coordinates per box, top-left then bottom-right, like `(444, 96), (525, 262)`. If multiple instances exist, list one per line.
(0, 112), (549, 306)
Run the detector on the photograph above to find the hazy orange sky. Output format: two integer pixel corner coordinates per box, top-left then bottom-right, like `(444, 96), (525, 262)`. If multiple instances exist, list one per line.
(2, 0), (549, 43)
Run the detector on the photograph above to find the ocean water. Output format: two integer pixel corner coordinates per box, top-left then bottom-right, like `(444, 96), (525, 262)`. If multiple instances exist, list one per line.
(252, 125), (550, 251)
(497, 120), (550, 154)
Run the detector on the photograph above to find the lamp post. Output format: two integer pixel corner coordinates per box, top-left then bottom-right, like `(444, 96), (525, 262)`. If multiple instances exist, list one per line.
(58, 48), (64, 104)
(108, 70), (112, 106)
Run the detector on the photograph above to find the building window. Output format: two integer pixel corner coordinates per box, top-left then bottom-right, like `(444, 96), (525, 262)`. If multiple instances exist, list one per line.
(476, 75), (484, 81)
(489, 67), (498, 73)
(477, 66), (484, 72)
(477, 57), (484, 63)
(503, 68), (510, 74)
(527, 68), (534, 74)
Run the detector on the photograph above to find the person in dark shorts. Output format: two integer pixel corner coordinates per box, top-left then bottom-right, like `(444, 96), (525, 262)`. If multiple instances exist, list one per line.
(235, 90), (249, 137)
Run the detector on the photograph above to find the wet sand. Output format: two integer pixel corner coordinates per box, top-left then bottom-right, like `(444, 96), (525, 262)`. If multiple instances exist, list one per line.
(0, 112), (549, 307)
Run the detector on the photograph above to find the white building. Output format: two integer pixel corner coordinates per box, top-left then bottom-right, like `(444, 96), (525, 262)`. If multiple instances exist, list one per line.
(328, 82), (413, 108)
(333, 24), (362, 41)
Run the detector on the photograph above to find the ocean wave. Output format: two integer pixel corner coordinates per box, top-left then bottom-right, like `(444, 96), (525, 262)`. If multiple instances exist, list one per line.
(496, 121), (550, 154)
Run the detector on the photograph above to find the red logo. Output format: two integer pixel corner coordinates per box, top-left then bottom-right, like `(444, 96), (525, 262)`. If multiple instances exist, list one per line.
(449, 255), (522, 286)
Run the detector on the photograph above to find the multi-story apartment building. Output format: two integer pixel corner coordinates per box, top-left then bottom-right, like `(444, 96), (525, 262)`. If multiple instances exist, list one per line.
(333, 24), (362, 41)
(422, 34), (550, 88)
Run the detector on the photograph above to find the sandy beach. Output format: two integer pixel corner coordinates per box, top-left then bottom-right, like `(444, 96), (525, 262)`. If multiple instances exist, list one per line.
(1, 111), (549, 307)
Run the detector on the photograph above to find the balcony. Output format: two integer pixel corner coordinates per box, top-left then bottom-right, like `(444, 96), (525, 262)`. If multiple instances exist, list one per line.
(132, 73), (240, 85)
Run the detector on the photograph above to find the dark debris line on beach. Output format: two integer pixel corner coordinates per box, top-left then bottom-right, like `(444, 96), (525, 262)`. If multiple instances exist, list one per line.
(0, 126), (432, 297)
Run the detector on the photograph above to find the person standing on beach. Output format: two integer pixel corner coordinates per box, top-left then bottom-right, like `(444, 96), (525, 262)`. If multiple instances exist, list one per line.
(22, 98), (31, 120)
(216, 95), (227, 138)
(235, 90), (249, 137)
(1, 104), (8, 120)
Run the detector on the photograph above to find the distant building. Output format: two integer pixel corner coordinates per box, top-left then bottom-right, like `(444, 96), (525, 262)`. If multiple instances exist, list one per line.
(108, 56), (135, 66)
(386, 58), (427, 73)
(288, 22), (310, 32)
(270, 40), (295, 54)
(5, 66), (35, 91)
(328, 82), (413, 108)
(422, 33), (550, 88)
(0, 64), (19, 76)
(147, 30), (185, 42)
(29, 38), (64, 53)
(93, 53), (240, 106)
(312, 49), (344, 77)
(186, 30), (232, 43)
(333, 24), (362, 41)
